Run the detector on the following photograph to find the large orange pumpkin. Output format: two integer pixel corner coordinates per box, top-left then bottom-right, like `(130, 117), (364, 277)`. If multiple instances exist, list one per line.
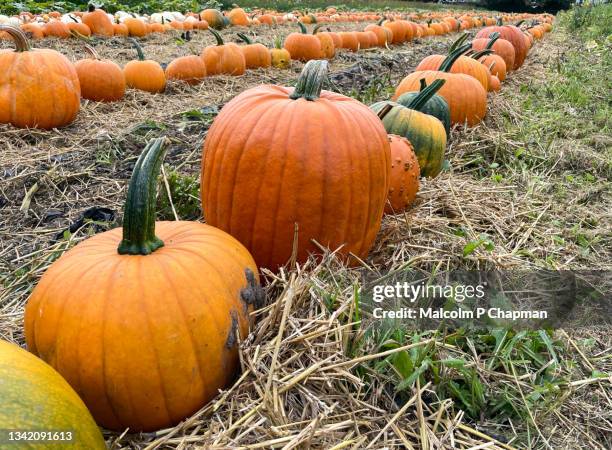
(201, 61), (391, 271)
(201, 28), (246, 75)
(82, 4), (114, 37)
(75, 45), (125, 102)
(43, 19), (71, 38)
(0, 25), (80, 129)
(393, 44), (487, 127)
(228, 7), (249, 26)
(25, 137), (261, 432)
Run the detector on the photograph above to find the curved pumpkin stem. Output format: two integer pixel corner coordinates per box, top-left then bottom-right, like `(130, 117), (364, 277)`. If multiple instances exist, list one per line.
(117, 137), (167, 256)
(237, 32), (252, 44)
(0, 25), (30, 52)
(208, 27), (225, 46)
(88, 4), (95, 13)
(84, 44), (100, 60)
(312, 23), (323, 34)
(471, 49), (493, 60)
(298, 21), (307, 34)
(290, 59), (328, 101)
(377, 17), (385, 26)
(129, 38), (146, 61)
(405, 79), (445, 112)
(419, 78), (427, 91)
(69, 14), (79, 23)
(439, 43), (471, 72)
(496, 17), (503, 26)
(273, 35), (282, 49)
(448, 32), (469, 54)
(486, 32), (500, 50)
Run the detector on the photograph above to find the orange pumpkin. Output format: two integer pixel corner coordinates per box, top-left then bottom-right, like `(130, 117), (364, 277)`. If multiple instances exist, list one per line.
(20, 22), (44, 40)
(66, 16), (91, 37)
(312, 24), (335, 59)
(75, 45), (125, 102)
(476, 22), (529, 69)
(113, 20), (129, 37)
(43, 20), (71, 38)
(364, 23), (391, 47)
(124, 16), (148, 37)
(201, 61), (391, 271)
(237, 33), (271, 69)
(394, 44), (488, 127)
(123, 39), (166, 93)
(201, 28), (246, 76)
(228, 7), (249, 26)
(283, 22), (322, 61)
(166, 54), (207, 84)
(0, 25), (80, 129)
(338, 31), (360, 52)
(200, 9), (225, 29)
(82, 4), (114, 37)
(472, 32), (515, 73)
(385, 135), (420, 214)
(25, 137), (261, 432)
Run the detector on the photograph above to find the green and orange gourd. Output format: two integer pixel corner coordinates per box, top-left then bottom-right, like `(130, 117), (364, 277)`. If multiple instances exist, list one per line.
(372, 79), (448, 178)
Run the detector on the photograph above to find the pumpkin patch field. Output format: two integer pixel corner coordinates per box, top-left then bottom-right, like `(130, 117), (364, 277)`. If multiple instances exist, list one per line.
(0, 2), (610, 449)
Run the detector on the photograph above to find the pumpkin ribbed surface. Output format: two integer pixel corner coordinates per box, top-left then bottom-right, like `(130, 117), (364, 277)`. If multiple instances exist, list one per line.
(25, 221), (257, 432)
(202, 84), (390, 271)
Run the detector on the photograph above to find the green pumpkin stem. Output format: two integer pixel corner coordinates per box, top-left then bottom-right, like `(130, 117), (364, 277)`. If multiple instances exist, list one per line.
(419, 78), (427, 91)
(439, 43), (471, 72)
(129, 38), (146, 61)
(274, 35), (282, 49)
(88, 4), (95, 13)
(298, 21), (307, 34)
(406, 79), (445, 112)
(0, 25), (30, 52)
(237, 32), (252, 44)
(84, 44), (100, 60)
(377, 17), (385, 26)
(312, 23), (323, 34)
(471, 49), (493, 60)
(496, 17), (503, 26)
(290, 60), (328, 101)
(515, 20), (525, 27)
(448, 32), (469, 54)
(208, 28), (225, 46)
(486, 32), (500, 49)
(117, 137), (167, 256)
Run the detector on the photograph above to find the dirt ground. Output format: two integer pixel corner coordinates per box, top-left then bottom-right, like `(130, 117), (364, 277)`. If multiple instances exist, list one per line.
(1, 21), (610, 449)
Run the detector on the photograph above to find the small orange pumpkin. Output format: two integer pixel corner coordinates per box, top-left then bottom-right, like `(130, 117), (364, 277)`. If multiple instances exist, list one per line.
(283, 22), (321, 61)
(75, 45), (125, 102)
(237, 33), (271, 69)
(123, 39), (166, 93)
(385, 134), (420, 214)
(201, 28), (246, 76)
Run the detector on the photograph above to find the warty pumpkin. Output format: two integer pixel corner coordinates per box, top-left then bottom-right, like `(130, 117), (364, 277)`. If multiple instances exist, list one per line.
(0, 340), (106, 449)
(166, 54), (207, 84)
(201, 28), (245, 75)
(75, 45), (125, 102)
(237, 32), (271, 69)
(393, 44), (488, 127)
(201, 60), (391, 271)
(270, 36), (291, 68)
(396, 78), (450, 138)
(0, 25), (80, 129)
(385, 134), (420, 214)
(82, 4), (114, 37)
(123, 38), (166, 93)
(372, 79), (447, 178)
(283, 22), (321, 61)
(25, 137), (261, 432)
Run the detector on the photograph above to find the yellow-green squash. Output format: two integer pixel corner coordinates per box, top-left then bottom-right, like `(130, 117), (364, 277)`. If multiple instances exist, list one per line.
(0, 339), (106, 449)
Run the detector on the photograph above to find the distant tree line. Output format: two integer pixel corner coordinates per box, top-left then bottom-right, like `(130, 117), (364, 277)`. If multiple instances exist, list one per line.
(479, 0), (573, 13)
